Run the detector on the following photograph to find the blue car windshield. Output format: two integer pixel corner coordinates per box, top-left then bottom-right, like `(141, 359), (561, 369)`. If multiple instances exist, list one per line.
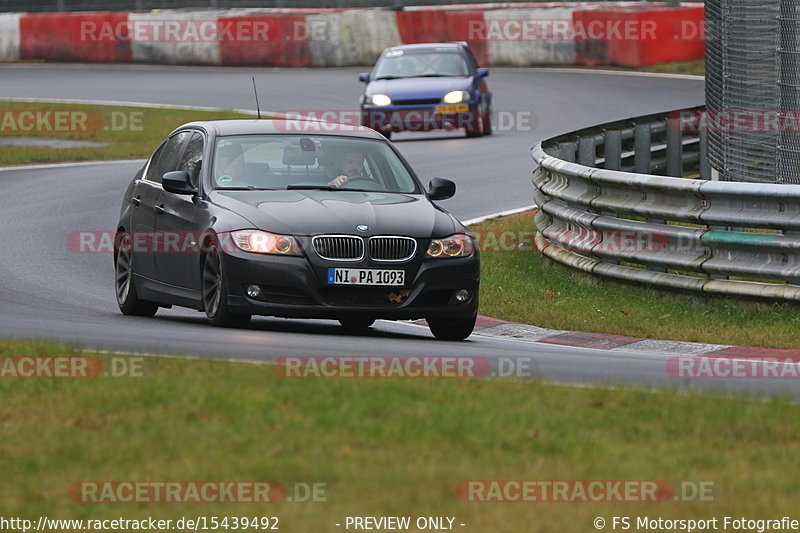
(373, 50), (470, 79)
(212, 135), (421, 194)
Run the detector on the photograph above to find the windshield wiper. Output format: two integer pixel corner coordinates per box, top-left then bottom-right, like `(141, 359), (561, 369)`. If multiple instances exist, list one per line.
(374, 75), (408, 80)
(217, 186), (276, 191)
(416, 73), (456, 78)
(286, 185), (368, 192)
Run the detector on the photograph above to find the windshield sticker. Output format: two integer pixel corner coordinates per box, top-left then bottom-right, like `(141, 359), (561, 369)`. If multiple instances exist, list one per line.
(385, 50), (403, 57)
(218, 175), (233, 184)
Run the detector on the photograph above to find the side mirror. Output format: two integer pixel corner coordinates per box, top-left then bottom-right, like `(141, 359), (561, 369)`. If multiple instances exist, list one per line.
(359, 72), (371, 83)
(162, 170), (196, 195)
(477, 68), (489, 78)
(427, 177), (456, 200)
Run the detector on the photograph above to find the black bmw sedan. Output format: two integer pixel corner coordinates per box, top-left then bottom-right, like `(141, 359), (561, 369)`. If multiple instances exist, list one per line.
(114, 119), (479, 340)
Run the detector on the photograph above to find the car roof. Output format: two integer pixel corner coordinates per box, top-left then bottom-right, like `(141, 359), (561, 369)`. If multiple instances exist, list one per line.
(385, 42), (467, 52)
(173, 119), (385, 140)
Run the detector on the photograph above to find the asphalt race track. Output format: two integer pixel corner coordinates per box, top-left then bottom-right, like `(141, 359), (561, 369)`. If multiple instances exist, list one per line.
(4, 64), (786, 396)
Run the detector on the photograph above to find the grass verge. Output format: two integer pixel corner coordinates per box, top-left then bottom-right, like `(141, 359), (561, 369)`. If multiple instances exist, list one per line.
(639, 59), (705, 76)
(1, 340), (797, 530)
(474, 211), (800, 349)
(0, 101), (252, 166)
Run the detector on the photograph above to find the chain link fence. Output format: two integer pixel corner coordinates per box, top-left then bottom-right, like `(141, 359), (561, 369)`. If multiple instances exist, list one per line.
(0, 0), (676, 12)
(705, 0), (800, 184)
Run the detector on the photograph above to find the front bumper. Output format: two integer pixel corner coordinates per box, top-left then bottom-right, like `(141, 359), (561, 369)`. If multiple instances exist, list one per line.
(360, 104), (482, 133)
(221, 248), (480, 320)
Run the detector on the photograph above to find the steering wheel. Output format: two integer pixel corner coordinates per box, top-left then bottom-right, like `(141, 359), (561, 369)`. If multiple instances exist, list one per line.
(342, 176), (383, 190)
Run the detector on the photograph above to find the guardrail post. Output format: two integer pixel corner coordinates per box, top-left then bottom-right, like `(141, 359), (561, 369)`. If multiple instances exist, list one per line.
(558, 142), (577, 163)
(634, 124), (651, 174)
(666, 117), (683, 177)
(578, 137), (596, 167)
(699, 129), (711, 180)
(604, 130), (622, 170)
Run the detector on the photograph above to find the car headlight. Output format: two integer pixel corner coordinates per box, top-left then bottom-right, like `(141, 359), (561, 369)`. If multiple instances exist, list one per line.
(443, 90), (470, 104)
(366, 94), (392, 107)
(231, 230), (301, 256)
(426, 234), (475, 258)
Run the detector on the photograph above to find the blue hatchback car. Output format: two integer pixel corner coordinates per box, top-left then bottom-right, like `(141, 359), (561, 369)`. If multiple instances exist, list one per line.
(358, 42), (492, 139)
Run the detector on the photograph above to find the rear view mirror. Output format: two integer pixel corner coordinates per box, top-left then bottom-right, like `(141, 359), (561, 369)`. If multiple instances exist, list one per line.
(427, 177), (456, 200)
(162, 171), (196, 195)
(477, 68), (489, 78)
(359, 72), (371, 83)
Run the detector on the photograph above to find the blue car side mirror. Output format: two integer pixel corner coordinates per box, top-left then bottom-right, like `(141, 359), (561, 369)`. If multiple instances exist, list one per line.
(477, 68), (489, 78)
(359, 73), (370, 83)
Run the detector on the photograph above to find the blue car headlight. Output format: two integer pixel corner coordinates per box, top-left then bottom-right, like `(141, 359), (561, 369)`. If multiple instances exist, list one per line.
(365, 94), (392, 107)
(443, 90), (471, 104)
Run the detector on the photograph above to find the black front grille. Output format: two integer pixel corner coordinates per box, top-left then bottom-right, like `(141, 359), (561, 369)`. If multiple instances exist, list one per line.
(313, 236), (364, 261)
(394, 98), (441, 106)
(320, 287), (409, 307)
(369, 237), (417, 262)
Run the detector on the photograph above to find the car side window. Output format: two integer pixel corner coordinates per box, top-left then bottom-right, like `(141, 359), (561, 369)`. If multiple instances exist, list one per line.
(178, 132), (204, 187)
(146, 131), (191, 184)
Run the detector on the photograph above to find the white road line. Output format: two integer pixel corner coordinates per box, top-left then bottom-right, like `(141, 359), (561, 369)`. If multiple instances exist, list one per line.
(0, 159), (145, 172)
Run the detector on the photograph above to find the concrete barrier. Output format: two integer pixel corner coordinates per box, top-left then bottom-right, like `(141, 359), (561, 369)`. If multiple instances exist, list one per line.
(20, 12), (131, 62)
(485, 8), (577, 66)
(0, 13), (20, 62)
(129, 11), (225, 65)
(3, 4), (705, 68)
(309, 10), (400, 67)
(219, 13), (310, 67)
(614, 6), (704, 66)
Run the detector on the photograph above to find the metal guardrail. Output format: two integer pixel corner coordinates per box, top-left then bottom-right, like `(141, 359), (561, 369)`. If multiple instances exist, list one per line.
(532, 106), (800, 301)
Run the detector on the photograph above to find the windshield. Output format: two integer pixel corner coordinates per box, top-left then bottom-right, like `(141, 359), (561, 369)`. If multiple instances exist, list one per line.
(373, 49), (470, 80)
(211, 135), (420, 194)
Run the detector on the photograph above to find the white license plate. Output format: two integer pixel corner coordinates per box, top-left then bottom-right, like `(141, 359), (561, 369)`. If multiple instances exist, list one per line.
(327, 268), (405, 286)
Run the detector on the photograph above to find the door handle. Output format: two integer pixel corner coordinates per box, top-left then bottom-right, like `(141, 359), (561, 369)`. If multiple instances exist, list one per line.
(155, 204), (165, 215)
(131, 196), (141, 207)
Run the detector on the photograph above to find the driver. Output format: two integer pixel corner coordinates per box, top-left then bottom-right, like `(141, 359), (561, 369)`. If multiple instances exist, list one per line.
(327, 150), (367, 187)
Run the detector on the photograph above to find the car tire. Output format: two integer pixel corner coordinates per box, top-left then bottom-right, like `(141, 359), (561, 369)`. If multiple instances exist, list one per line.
(482, 103), (493, 135)
(115, 231), (159, 317)
(338, 317), (376, 330)
(427, 313), (477, 341)
(465, 112), (484, 138)
(202, 239), (251, 328)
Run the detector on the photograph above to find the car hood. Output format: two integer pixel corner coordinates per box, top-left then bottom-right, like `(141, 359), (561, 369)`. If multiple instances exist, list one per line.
(211, 190), (459, 238)
(366, 77), (473, 100)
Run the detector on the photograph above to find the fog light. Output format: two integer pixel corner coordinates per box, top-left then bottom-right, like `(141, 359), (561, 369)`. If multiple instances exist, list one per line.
(454, 289), (471, 302)
(246, 285), (262, 299)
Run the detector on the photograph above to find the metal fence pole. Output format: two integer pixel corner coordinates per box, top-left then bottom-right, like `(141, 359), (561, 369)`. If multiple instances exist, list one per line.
(699, 129), (711, 180)
(666, 116), (683, 177)
(558, 142), (577, 163)
(578, 137), (596, 167)
(634, 124), (651, 174)
(604, 130), (622, 170)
